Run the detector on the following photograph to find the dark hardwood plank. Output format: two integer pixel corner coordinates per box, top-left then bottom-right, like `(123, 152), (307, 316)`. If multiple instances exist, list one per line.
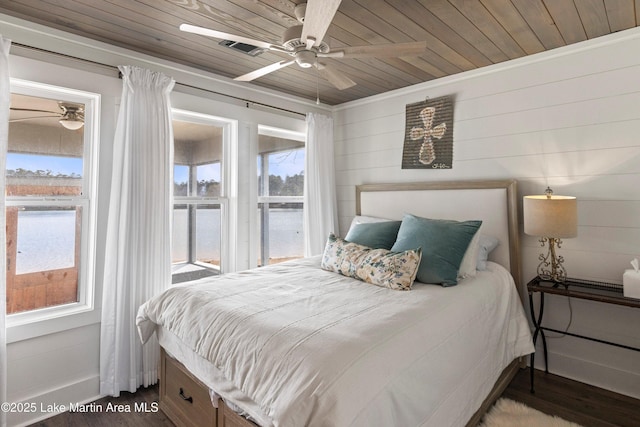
(502, 368), (640, 427)
(29, 385), (174, 427)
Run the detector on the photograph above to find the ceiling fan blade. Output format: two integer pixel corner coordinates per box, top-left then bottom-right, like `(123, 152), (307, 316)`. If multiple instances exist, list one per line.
(322, 41), (428, 58)
(9, 115), (61, 123)
(316, 63), (356, 90)
(234, 60), (296, 82)
(10, 107), (60, 115)
(180, 24), (279, 51)
(301, 0), (342, 48)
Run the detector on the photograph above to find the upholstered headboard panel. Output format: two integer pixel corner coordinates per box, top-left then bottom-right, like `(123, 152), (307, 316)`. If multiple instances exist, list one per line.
(355, 180), (521, 286)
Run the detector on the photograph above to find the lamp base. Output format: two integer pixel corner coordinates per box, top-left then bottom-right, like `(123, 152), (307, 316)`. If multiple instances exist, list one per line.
(536, 237), (567, 283)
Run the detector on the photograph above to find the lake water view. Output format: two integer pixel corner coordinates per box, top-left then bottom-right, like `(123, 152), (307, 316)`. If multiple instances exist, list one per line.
(173, 208), (304, 263)
(17, 208), (304, 274)
(17, 210), (77, 274)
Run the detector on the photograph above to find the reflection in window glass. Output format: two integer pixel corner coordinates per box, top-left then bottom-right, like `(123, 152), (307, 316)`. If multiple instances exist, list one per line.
(6, 90), (92, 316)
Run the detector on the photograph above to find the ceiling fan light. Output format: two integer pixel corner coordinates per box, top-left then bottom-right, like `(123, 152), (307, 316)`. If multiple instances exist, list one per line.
(59, 118), (84, 130)
(296, 50), (316, 68)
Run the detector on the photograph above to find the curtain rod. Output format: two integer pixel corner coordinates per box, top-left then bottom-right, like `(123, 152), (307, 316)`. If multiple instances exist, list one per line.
(11, 42), (307, 118)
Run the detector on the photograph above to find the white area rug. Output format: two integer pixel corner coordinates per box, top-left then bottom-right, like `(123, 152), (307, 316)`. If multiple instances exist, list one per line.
(478, 398), (583, 427)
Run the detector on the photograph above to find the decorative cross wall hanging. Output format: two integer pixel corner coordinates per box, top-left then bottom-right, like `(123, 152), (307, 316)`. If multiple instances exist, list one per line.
(402, 95), (453, 169)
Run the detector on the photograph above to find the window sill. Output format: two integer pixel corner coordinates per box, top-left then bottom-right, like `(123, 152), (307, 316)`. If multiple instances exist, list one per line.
(6, 304), (101, 343)
(172, 262), (220, 284)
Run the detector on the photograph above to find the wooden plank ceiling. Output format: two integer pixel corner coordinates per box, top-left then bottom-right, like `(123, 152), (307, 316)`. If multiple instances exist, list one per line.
(1, 0), (639, 105)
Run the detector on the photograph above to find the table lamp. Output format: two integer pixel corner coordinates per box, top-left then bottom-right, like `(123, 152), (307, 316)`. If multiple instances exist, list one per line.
(523, 187), (577, 283)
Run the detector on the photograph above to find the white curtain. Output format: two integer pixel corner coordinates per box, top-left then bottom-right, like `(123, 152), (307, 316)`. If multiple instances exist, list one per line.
(303, 113), (338, 256)
(100, 66), (175, 396)
(0, 35), (10, 427)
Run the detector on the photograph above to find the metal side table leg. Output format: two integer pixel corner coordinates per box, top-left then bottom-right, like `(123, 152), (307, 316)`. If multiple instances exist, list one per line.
(528, 290), (549, 393)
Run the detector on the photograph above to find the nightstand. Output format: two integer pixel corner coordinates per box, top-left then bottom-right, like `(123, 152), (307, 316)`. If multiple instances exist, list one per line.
(527, 276), (640, 393)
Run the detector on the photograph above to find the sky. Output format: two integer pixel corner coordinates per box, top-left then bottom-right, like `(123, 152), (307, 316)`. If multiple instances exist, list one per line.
(8, 149), (305, 183)
(174, 149), (305, 185)
(267, 149), (305, 178)
(7, 153), (83, 176)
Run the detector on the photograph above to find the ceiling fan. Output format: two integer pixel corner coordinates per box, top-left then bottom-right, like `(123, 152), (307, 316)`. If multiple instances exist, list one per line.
(180, 0), (427, 90)
(10, 102), (85, 130)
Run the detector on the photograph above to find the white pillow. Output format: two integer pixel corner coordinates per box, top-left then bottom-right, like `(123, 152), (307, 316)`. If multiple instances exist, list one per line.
(347, 215), (394, 232)
(477, 235), (499, 270)
(458, 226), (481, 279)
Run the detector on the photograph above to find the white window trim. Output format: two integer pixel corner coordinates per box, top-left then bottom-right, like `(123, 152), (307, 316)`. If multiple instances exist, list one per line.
(6, 79), (101, 343)
(172, 109), (237, 274)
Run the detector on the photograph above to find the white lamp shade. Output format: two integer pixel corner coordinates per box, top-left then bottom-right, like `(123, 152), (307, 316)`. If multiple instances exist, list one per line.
(523, 195), (577, 238)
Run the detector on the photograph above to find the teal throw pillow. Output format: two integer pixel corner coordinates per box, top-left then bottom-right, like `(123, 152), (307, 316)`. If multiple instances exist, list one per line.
(391, 214), (482, 286)
(345, 220), (402, 250)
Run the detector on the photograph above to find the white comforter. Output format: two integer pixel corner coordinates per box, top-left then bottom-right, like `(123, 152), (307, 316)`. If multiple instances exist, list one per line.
(137, 256), (533, 427)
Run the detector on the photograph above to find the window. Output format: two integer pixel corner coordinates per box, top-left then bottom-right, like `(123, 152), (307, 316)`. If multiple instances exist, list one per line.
(257, 126), (305, 266)
(172, 110), (232, 283)
(6, 82), (99, 324)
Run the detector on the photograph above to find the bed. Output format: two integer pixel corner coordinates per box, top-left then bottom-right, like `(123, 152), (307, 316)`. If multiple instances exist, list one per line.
(137, 179), (534, 427)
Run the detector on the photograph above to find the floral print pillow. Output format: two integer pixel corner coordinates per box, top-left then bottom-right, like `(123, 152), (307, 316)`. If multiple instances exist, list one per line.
(321, 233), (422, 290)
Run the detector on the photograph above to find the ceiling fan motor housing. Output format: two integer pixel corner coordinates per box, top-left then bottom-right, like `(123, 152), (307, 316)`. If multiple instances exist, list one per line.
(282, 25), (330, 53)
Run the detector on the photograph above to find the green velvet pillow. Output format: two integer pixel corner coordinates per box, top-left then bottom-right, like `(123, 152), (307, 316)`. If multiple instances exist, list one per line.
(345, 220), (402, 250)
(390, 214), (482, 286)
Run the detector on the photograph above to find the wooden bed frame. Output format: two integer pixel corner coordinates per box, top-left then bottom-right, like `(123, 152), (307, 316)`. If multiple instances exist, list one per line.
(159, 350), (521, 427)
(158, 179), (525, 427)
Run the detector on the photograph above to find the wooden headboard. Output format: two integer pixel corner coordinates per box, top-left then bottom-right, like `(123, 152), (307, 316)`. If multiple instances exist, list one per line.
(355, 180), (521, 287)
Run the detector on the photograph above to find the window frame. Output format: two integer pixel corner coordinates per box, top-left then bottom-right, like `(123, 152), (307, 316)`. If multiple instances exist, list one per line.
(171, 109), (236, 277)
(256, 125), (306, 267)
(6, 79), (100, 340)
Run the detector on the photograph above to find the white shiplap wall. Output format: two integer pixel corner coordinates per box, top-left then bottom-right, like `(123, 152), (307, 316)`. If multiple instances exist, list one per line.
(333, 28), (640, 399)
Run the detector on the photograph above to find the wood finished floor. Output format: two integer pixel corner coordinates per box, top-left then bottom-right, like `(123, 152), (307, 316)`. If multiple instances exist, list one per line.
(502, 368), (640, 427)
(27, 386), (172, 427)
(29, 368), (640, 426)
